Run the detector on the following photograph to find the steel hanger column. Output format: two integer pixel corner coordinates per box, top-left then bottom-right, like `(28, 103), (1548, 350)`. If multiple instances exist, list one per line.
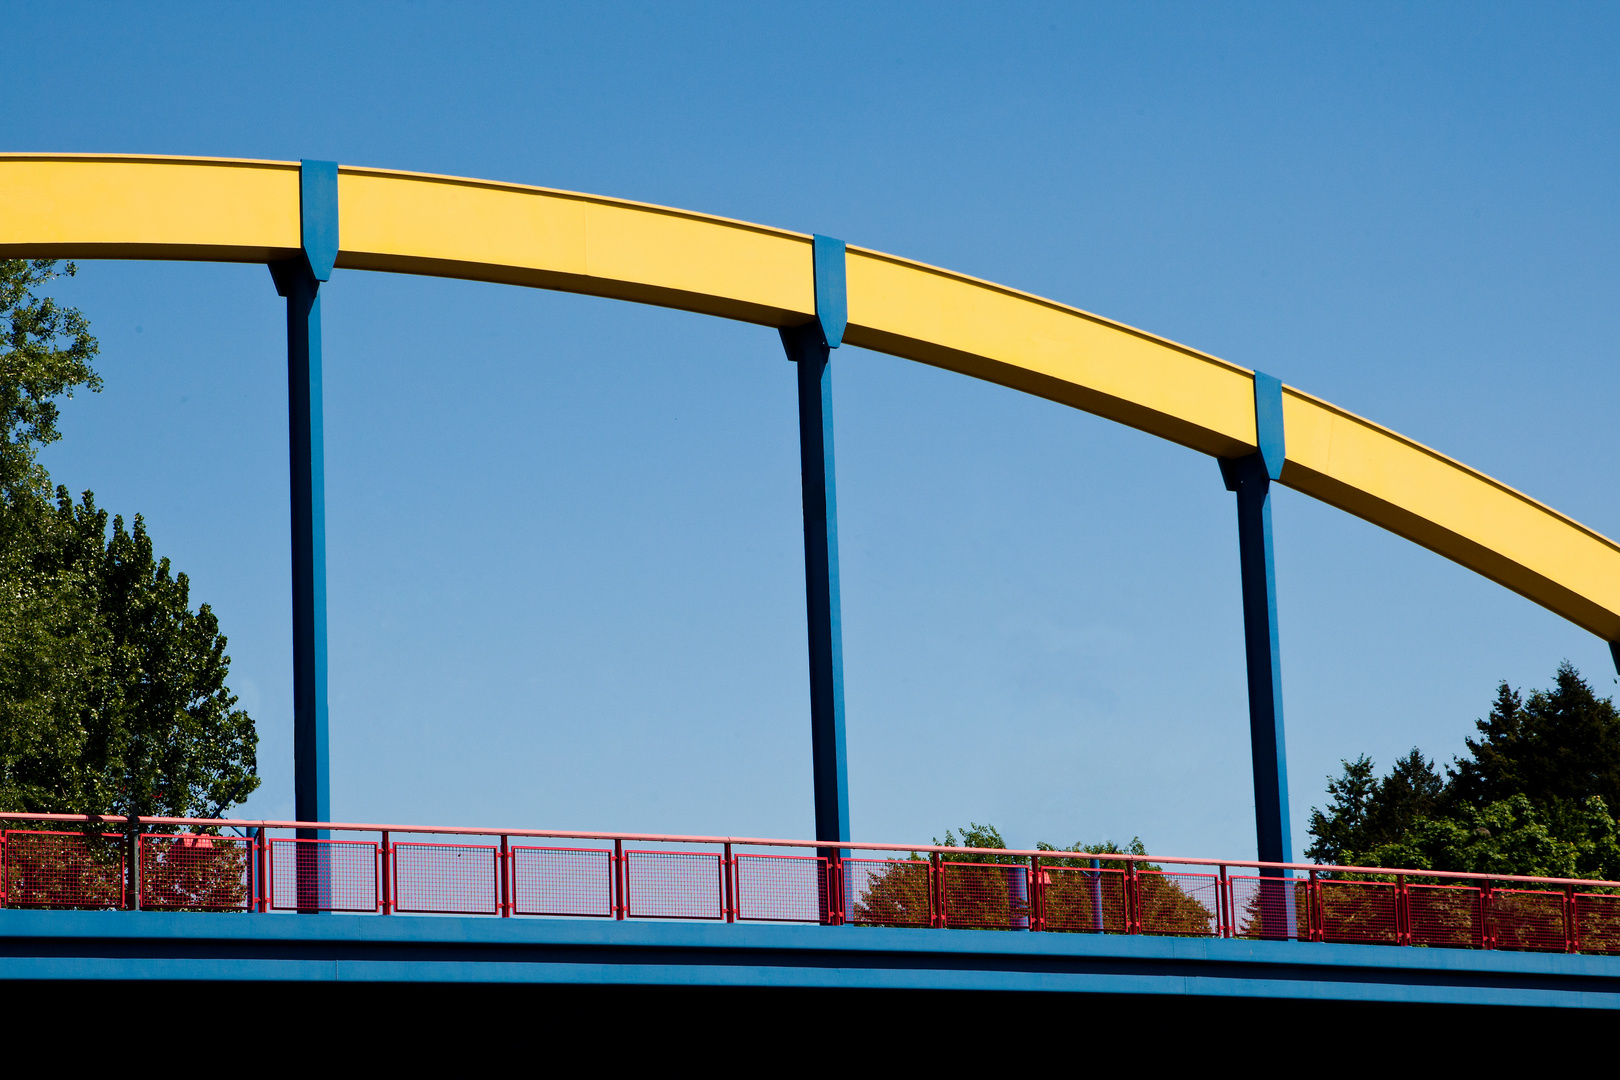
(1219, 372), (1295, 874)
(269, 161), (337, 866)
(781, 235), (852, 863)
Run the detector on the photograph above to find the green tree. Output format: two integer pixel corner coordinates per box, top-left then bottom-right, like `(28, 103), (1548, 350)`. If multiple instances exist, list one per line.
(1305, 749), (1444, 864)
(0, 260), (99, 504)
(1306, 663), (1620, 880)
(936, 822), (1025, 864)
(1354, 794), (1620, 881)
(843, 824), (1218, 937)
(1037, 836), (1218, 935)
(0, 259), (258, 823)
(1448, 664), (1620, 824)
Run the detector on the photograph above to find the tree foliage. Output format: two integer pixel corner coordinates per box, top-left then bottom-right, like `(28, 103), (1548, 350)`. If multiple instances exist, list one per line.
(0, 259), (258, 822)
(1449, 666), (1620, 818)
(0, 260), (99, 504)
(1307, 662), (1620, 880)
(847, 825), (1215, 935)
(936, 822), (1026, 864)
(1304, 749), (1443, 865)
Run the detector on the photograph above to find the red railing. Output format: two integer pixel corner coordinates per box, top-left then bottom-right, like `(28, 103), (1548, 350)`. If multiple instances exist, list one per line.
(2, 812), (1617, 955)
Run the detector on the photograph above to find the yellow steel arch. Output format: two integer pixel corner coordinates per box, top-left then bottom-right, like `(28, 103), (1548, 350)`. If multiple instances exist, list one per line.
(4, 153), (1617, 641)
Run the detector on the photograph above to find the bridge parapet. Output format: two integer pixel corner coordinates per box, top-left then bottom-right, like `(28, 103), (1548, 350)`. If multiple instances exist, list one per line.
(2, 813), (1615, 958)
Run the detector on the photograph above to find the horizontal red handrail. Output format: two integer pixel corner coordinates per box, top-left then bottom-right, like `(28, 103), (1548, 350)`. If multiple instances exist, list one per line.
(7, 812), (1620, 956)
(2, 810), (1616, 891)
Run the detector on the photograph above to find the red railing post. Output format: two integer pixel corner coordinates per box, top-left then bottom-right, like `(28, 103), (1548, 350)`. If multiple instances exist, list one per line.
(257, 829), (268, 912)
(1481, 881), (1496, 950)
(931, 852), (944, 928)
(241, 828), (253, 913)
(1395, 873), (1409, 945)
(824, 852), (843, 926)
(1126, 860), (1140, 935)
(614, 838), (625, 920)
(127, 819), (140, 911)
(1030, 855), (1044, 932)
(379, 830), (391, 915)
(1565, 885), (1577, 954)
(1218, 864), (1230, 938)
(1302, 867), (1315, 939)
(500, 834), (511, 918)
(723, 842), (734, 923)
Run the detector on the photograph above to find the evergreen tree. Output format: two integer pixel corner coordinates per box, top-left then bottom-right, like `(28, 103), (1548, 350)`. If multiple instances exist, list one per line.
(1305, 749), (1443, 864)
(1306, 662), (1620, 879)
(1447, 663), (1620, 819)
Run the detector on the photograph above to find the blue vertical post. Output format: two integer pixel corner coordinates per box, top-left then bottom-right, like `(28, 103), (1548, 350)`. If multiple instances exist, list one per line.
(269, 162), (337, 895)
(1219, 372), (1294, 934)
(780, 235), (852, 862)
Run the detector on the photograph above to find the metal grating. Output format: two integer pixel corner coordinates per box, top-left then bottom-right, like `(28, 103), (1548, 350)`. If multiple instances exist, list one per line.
(1577, 893), (1620, 955)
(1229, 876), (1308, 940)
(940, 862), (1030, 930)
(3, 831), (125, 909)
(844, 857), (932, 927)
(1317, 878), (1400, 945)
(623, 850), (723, 920)
(1491, 889), (1567, 952)
(734, 853), (828, 923)
(511, 845), (613, 917)
(1407, 883), (1483, 948)
(269, 838), (378, 912)
(1039, 866), (1128, 933)
(1137, 871), (1220, 937)
(393, 842), (498, 915)
(140, 834), (251, 911)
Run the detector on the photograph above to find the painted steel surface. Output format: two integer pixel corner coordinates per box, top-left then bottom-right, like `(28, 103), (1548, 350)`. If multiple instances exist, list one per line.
(8, 814), (1620, 1004)
(1, 153), (1617, 639)
(1, 908), (1618, 1008)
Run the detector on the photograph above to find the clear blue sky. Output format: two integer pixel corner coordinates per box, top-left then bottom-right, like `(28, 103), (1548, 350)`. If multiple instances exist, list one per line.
(6, 2), (1618, 858)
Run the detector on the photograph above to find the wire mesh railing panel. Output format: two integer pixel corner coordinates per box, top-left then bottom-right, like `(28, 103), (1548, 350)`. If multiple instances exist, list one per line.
(269, 838), (378, 912)
(1137, 871), (1220, 937)
(16, 807), (1620, 955)
(393, 842), (498, 915)
(1317, 879), (1400, 945)
(1491, 889), (1567, 952)
(845, 858), (932, 927)
(941, 862), (1031, 930)
(734, 853), (828, 923)
(511, 846), (612, 917)
(1229, 877), (1309, 941)
(3, 831), (126, 909)
(1040, 866), (1128, 933)
(1577, 893), (1620, 955)
(623, 850), (723, 920)
(140, 834), (251, 911)
(1407, 883), (1483, 948)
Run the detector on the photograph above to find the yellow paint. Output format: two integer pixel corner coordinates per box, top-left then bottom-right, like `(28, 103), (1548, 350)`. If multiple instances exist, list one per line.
(844, 248), (1256, 458)
(0, 155), (298, 261)
(337, 167), (813, 326)
(1281, 390), (1620, 639)
(0, 153), (1615, 640)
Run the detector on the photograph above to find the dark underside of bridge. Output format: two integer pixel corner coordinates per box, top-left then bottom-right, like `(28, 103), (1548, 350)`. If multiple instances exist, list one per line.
(3, 910), (1616, 1031)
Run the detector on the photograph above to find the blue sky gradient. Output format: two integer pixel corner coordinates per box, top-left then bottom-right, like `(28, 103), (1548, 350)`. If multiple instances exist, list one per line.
(5, 2), (1618, 858)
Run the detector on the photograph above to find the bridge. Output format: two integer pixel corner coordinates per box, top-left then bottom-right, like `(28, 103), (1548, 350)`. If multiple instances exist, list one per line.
(1, 810), (1618, 1015)
(3, 816), (1620, 1016)
(3, 154), (1619, 1013)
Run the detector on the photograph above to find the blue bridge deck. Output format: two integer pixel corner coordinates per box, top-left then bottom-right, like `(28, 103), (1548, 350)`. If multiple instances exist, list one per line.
(3, 909), (1617, 1011)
